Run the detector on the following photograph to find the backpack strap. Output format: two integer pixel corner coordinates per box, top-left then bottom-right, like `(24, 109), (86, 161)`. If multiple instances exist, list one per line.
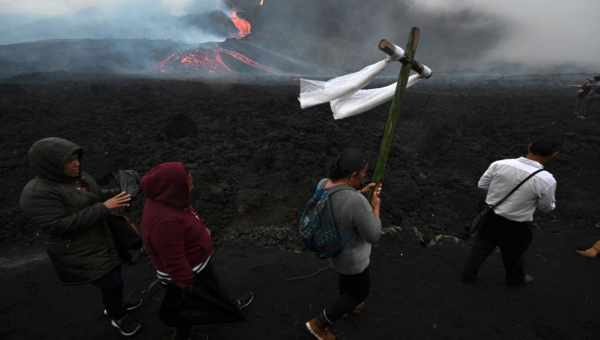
(325, 184), (355, 235)
(314, 179), (354, 197)
(316, 178), (328, 190)
(327, 184), (355, 197)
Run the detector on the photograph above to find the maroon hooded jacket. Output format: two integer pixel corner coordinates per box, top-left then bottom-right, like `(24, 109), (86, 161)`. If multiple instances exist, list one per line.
(141, 162), (213, 288)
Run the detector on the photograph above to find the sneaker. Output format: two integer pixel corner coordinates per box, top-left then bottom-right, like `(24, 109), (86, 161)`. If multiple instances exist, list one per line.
(104, 297), (144, 316)
(124, 297), (144, 311)
(236, 291), (255, 310)
(110, 314), (142, 337)
(305, 319), (336, 340)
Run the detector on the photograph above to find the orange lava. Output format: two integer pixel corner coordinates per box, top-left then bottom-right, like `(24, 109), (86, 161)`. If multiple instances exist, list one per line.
(229, 11), (251, 39)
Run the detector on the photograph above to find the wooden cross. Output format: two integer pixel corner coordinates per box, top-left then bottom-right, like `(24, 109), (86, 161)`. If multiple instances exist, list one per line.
(371, 27), (424, 192)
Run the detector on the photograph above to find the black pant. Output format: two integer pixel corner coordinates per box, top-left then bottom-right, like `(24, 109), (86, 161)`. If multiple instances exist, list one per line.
(159, 262), (243, 336)
(462, 213), (533, 285)
(92, 266), (126, 319)
(324, 266), (370, 324)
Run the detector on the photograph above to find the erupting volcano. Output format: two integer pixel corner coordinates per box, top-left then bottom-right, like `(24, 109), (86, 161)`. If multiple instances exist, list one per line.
(159, 2), (273, 75)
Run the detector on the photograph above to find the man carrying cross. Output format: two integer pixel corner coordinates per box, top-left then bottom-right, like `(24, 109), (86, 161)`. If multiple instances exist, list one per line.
(299, 27), (431, 340)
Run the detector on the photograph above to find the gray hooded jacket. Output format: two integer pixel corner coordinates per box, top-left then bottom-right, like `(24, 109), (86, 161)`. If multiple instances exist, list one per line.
(20, 137), (120, 285)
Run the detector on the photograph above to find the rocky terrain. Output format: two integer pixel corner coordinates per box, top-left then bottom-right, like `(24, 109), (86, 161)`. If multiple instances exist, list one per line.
(1, 73), (599, 339)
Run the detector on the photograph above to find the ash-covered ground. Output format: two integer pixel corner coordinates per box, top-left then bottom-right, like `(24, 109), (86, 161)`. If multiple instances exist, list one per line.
(1, 73), (600, 339)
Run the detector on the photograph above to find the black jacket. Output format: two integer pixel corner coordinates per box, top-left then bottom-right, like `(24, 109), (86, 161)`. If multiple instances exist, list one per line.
(20, 137), (121, 285)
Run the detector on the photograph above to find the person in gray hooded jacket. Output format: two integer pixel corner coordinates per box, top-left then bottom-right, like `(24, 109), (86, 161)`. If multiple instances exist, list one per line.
(305, 148), (383, 340)
(19, 137), (142, 337)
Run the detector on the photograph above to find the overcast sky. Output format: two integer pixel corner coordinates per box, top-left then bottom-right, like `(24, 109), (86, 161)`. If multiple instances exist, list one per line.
(0, 0), (213, 16)
(418, 0), (600, 67)
(0, 0), (226, 43)
(0, 0), (598, 70)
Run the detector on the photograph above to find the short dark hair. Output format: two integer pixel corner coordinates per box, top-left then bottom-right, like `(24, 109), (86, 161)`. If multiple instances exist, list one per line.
(594, 75), (600, 81)
(529, 138), (561, 157)
(329, 148), (368, 180)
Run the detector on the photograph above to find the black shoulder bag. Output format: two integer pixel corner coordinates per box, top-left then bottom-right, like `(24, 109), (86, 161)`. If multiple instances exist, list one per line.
(469, 168), (545, 236)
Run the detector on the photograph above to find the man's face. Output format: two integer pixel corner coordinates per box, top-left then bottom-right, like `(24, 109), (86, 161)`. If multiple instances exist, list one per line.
(64, 159), (80, 177)
(349, 164), (369, 189)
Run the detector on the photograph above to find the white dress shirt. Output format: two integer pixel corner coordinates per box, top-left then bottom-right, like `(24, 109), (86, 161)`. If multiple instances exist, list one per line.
(478, 157), (557, 222)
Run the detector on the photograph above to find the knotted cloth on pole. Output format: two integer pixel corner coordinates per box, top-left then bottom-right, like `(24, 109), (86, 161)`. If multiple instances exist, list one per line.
(298, 39), (432, 120)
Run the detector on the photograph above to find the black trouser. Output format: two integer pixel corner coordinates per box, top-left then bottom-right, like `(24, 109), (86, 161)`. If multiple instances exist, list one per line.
(462, 213), (533, 285)
(323, 266), (370, 324)
(160, 261), (243, 338)
(92, 266), (126, 319)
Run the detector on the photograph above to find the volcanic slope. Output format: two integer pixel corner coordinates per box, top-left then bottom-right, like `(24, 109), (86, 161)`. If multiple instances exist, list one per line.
(1, 74), (600, 339)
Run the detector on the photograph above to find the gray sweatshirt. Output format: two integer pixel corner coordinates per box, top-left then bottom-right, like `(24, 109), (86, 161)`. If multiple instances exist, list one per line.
(324, 181), (383, 275)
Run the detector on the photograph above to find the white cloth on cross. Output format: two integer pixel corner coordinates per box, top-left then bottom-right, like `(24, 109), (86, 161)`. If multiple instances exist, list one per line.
(298, 56), (425, 120)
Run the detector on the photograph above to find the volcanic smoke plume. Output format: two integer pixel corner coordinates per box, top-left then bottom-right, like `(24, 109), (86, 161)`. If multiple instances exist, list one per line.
(0, 0), (599, 77)
(157, 2), (279, 75)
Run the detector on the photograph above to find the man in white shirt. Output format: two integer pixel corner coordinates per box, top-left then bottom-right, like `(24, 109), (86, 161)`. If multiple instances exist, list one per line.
(462, 139), (560, 286)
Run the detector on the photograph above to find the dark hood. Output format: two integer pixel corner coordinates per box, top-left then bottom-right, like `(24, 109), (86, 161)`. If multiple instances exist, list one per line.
(28, 137), (82, 183)
(141, 162), (191, 209)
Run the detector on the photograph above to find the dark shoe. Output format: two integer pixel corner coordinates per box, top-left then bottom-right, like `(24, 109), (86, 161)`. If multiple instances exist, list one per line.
(352, 301), (366, 316)
(342, 301), (367, 319)
(507, 274), (534, 287)
(236, 291), (254, 310)
(110, 314), (142, 337)
(124, 297), (144, 311)
(305, 318), (336, 340)
(524, 274), (534, 284)
(104, 297), (143, 316)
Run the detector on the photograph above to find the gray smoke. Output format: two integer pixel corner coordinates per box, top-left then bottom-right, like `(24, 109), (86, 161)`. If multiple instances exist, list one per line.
(245, 0), (507, 74)
(0, 0), (227, 44)
(419, 0), (600, 72)
(0, 0), (598, 75)
(248, 0), (600, 73)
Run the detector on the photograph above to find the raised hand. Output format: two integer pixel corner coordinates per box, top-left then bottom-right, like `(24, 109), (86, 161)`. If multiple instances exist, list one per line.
(360, 182), (377, 194)
(103, 192), (131, 210)
(370, 183), (383, 207)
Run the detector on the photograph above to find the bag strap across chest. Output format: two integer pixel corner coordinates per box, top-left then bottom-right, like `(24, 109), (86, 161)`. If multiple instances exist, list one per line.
(491, 168), (545, 209)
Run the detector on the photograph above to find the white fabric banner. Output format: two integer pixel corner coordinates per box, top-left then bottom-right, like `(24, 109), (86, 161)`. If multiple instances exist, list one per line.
(298, 59), (390, 110)
(298, 54), (429, 120)
(330, 74), (421, 120)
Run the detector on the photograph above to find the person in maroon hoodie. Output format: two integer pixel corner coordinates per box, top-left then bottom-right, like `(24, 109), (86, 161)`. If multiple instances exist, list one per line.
(141, 162), (254, 340)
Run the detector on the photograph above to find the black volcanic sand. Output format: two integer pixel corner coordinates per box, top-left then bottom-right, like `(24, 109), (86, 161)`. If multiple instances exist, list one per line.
(1, 74), (600, 339)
